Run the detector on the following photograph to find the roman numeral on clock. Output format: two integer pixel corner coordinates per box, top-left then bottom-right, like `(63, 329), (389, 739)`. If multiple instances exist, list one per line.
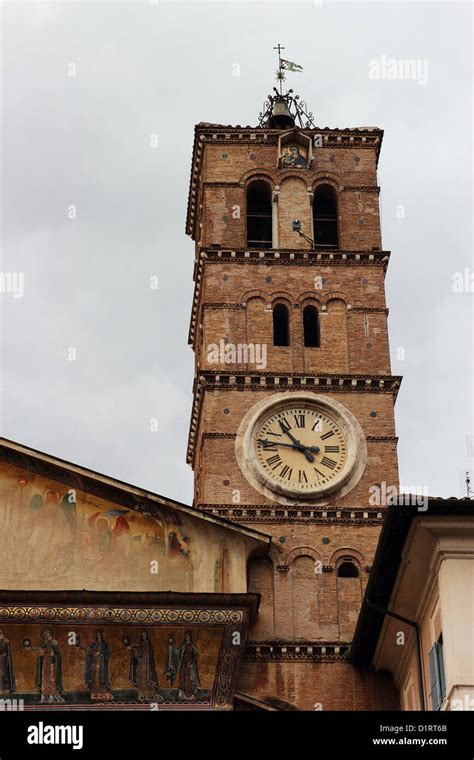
(266, 455), (282, 469)
(320, 430), (335, 440)
(298, 470), (308, 483)
(293, 414), (305, 428)
(321, 456), (337, 470)
(280, 465), (293, 480)
(324, 445), (340, 453)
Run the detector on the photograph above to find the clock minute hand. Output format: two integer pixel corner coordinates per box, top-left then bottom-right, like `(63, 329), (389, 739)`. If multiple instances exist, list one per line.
(258, 437), (315, 464)
(257, 439), (296, 450)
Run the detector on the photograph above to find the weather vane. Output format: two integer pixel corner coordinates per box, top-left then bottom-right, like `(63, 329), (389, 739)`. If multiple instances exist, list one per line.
(258, 44), (314, 129)
(274, 43), (303, 94)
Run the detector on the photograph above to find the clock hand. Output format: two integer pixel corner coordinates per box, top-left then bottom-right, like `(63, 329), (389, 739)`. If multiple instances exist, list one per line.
(257, 439), (297, 450)
(276, 422), (322, 454)
(257, 439), (317, 463)
(278, 420), (299, 444)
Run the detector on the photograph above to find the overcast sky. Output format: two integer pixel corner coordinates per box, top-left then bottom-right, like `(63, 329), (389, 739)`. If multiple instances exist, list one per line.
(1, 1), (472, 504)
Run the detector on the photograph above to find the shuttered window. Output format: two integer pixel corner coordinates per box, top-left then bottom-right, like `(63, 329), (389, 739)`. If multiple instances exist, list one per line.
(428, 635), (446, 711)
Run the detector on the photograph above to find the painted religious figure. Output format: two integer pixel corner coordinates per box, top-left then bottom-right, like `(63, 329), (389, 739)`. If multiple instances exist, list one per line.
(281, 144), (307, 168)
(78, 630), (113, 702)
(177, 630), (201, 701)
(127, 630), (162, 702)
(0, 627), (16, 695)
(25, 628), (64, 704)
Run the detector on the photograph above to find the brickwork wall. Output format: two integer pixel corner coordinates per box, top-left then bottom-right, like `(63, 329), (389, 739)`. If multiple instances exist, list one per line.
(197, 261), (391, 375)
(195, 389), (398, 509)
(238, 660), (400, 711)
(200, 142), (381, 250)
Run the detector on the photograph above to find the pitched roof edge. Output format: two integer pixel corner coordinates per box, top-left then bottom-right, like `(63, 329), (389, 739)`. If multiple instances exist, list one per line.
(0, 437), (271, 547)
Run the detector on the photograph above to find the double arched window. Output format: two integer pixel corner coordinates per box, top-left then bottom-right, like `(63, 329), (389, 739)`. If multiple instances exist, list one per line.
(313, 184), (338, 248)
(272, 303), (321, 348)
(246, 180), (272, 249)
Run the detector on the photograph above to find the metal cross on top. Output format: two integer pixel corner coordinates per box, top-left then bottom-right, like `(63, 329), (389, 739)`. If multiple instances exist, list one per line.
(274, 43), (286, 94)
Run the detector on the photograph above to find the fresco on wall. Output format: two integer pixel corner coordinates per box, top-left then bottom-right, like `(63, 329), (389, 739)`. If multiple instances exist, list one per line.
(0, 463), (233, 592)
(0, 622), (223, 707)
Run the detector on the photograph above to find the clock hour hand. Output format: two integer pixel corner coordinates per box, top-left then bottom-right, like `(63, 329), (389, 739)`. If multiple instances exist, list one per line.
(278, 420), (299, 444)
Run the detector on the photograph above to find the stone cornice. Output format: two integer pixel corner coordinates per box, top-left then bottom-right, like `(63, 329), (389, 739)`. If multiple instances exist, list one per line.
(188, 248), (391, 346)
(244, 640), (351, 662)
(187, 372), (401, 465)
(186, 124), (384, 238)
(197, 505), (385, 524)
(201, 432), (397, 443)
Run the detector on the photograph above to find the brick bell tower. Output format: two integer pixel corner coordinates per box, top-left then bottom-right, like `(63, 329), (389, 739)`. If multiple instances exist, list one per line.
(185, 55), (402, 710)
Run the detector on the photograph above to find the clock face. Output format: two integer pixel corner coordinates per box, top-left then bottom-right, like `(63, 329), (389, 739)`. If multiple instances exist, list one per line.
(235, 392), (367, 504)
(254, 405), (348, 495)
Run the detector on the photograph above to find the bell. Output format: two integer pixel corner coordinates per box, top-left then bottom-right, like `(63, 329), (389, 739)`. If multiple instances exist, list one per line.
(269, 97), (295, 129)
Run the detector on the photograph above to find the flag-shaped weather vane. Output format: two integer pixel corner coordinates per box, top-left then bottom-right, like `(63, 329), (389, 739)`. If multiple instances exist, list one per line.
(274, 43), (303, 94)
(258, 45), (314, 129)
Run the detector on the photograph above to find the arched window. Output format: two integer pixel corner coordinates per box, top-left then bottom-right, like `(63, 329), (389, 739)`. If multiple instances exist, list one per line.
(337, 561), (359, 578)
(273, 303), (289, 346)
(313, 184), (338, 248)
(303, 305), (320, 347)
(246, 180), (272, 249)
